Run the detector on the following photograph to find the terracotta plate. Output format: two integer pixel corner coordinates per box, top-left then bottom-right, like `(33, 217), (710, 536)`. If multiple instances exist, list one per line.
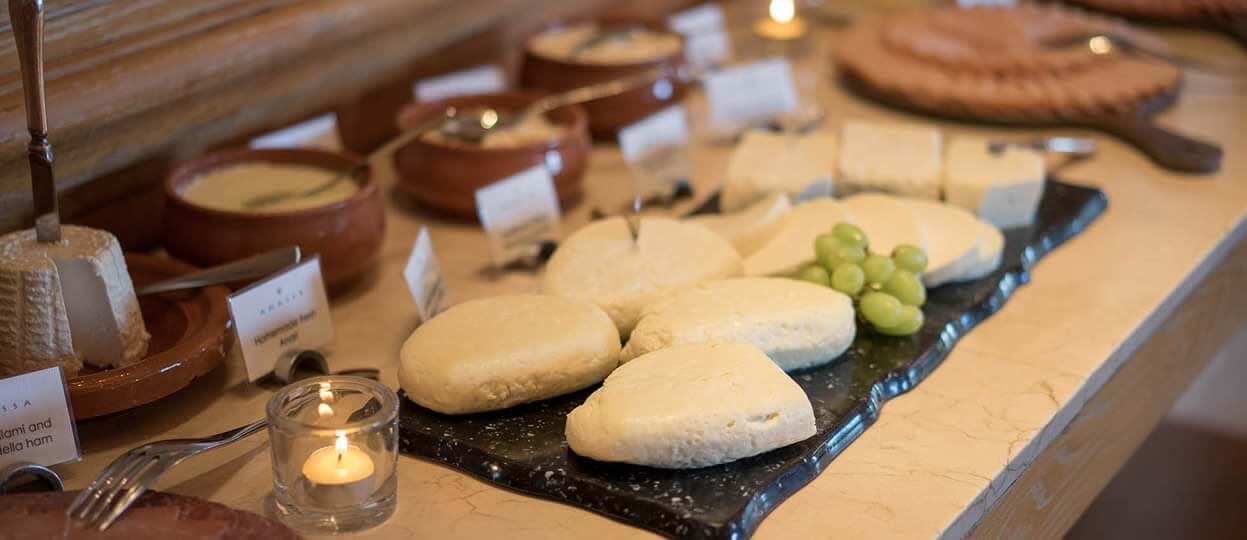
(68, 254), (231, 420)
(0, 491), (300, 539)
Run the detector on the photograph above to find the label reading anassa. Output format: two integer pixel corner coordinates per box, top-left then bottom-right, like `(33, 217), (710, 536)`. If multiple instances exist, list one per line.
(228, 257), (334, 381)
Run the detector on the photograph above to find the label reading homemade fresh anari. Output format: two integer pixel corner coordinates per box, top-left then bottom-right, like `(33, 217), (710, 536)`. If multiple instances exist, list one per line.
(228, 257), (335, 381)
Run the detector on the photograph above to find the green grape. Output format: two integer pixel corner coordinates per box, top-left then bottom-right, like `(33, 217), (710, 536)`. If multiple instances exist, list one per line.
(859, 292), (902, 328)
(832, 223), (868, 248)
(883, 270), (926, 307)
(814, 234), (840, 264)
(876, 305), (924, 336)
(861, 254), (895, 284)
(831, 264), (865, 296)
(892, 244), (928, 274)
(796, 265), (831, 287)
(819, 243), (866, 272)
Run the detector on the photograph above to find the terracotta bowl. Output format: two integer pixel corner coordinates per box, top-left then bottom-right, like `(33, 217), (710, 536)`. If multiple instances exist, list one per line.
(520, 20), (689, 138)
(163, 148), (386, 290)
(393, 91), (591, 219)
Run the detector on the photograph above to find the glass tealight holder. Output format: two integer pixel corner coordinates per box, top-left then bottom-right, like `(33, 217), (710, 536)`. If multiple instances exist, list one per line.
(267, 375), (398, 533)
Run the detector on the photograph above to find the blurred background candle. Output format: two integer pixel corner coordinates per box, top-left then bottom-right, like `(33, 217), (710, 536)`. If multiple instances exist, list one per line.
(754, 0), (807, 41)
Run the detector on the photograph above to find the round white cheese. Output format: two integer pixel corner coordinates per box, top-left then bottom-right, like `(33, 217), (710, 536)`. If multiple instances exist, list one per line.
(622, 277), (855, 371)
(566, 341), (817, 469)
(541, 217), (743, 336)
(901, 198), (983, 288)
(399, 294), (621, 415)
(743, 198), (852, 276)
(0, 225), (149, 377)
(840, 192), (928, 256)
(957, 220), (1005, 282)
(687, 193), (792, 257)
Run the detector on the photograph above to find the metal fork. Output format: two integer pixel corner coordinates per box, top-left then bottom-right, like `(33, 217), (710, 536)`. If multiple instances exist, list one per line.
(67, 419), (268, 531)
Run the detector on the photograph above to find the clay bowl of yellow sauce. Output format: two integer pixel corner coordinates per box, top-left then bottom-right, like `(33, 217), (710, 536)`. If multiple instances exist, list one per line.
(163, 148), (386, 290)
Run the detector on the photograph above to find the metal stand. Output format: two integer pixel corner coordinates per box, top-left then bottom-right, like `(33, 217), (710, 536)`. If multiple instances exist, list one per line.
(0, 462), (63, 494)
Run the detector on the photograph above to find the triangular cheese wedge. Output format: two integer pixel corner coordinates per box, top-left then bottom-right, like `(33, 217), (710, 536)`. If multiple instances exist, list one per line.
(688, 193), (792, 257)
(743, 198), (852, 276)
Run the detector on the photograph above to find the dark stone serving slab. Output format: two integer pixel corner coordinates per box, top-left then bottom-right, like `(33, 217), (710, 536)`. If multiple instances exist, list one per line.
(398, 180), (1107, 539)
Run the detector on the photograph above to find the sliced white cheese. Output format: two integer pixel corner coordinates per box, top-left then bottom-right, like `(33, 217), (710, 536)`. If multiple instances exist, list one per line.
(566, 341), (816, 469)
(840, 193), (928, 255)
(0, 226), (149, 377)
(399, 294), (620, 414)
(837, 121), (942, 199)
(900, 198), (983, 288)
(943, 138), (1045, 229)
(687, 193), (792, 256)
(622, 277), (855, 371)
(743, 198), (853, 276)
(956, 220), (1005, 282)
(721, 129), (837, 212)
(542, 217), (743, 336)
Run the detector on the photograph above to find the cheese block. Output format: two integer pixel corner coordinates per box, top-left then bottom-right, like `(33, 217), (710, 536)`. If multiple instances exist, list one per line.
(720, 129), (838, 212)
(0, 226), (149, 377)
(901, 198), (983, 288)
(542, 217), (743, 336)
(687, 193), (792, 256)
(837, 121), (942, 199)
(399, 294), (621, 414)
(957, 220), (1005, 282)
(743, 198), (853, 276)
(840, 193), (928, 255)
(622, 277), (855, 371)
(943, 138), (1045, 229)
(566, 342), (817, 469)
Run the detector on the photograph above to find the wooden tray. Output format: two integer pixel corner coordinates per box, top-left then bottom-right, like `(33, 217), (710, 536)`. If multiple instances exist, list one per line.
(1060, 0), (1247, 49)
(69, 254), (231, 420)
(396, 180), (1107, 539)
(839, 71), (1223, 174)
(0, 491), (299, 539)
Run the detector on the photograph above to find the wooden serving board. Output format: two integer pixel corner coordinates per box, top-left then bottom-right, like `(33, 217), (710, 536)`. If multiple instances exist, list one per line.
(396, 180), (1107, 539)
(839, 71), (1223, 174)
(1058, 0), (1247, 50)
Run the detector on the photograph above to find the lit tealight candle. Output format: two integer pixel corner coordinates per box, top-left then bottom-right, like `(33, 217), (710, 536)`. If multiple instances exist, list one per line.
(754, 0), (807, 41)
(302, 432), (376, 507)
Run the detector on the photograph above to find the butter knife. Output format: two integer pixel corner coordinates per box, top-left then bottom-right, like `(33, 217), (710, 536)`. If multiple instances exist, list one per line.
(9, 0), (59, 243)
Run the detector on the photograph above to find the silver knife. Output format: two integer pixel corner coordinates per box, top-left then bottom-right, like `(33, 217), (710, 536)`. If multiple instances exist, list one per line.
(9, 0), (59, 243)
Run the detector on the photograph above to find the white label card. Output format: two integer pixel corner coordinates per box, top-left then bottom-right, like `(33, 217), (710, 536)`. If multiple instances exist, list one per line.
(228, 258), (335, 382)
(250, 113), (339, 150)
(618, 107), (691, 195)
(668, 4), (725, 35)
(414, 65), (507, 102)
(403, 227), (447, 322)
(684, 30), (731, 69)
(0, 367), (79, 468)
(475, 166), (562, 267)
(704, 58), (799, 130)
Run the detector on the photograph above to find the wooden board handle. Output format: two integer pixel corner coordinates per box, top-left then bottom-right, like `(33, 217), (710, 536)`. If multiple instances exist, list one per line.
(1224, 16), (1247, 50)
(1088, 113), (1223, 174)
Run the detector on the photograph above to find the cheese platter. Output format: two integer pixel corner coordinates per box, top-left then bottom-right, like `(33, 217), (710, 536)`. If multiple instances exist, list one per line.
(396, 178), (1107, 538)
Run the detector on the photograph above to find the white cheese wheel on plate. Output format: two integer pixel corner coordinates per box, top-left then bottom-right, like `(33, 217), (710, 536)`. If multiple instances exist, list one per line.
(566, 341), (816, 469)
(0, 225), (149, 377)
(840, 193), (928, 255)
(622, 277), (855, 371)
(687, 193), (792, 257)
(837, 121), (942, 199)
(721, 130), (838, 212)
(743, 198), (853, 276)
(900, 198), (983, 288)
(943, 138), (1045, 229)
(956, 220), (1005, 282)
(399, 294), (621, 414)
(542, 217), (742, 336)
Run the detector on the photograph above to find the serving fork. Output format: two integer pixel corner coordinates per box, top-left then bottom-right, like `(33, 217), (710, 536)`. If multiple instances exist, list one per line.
(67, 419), (268, 531)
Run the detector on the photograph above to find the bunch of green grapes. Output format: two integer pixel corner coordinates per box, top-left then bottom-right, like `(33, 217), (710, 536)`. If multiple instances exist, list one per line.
(793, 223), (928, 336)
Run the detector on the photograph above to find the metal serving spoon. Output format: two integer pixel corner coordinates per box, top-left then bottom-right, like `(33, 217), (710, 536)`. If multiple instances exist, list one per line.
(134, 246), (301, 296)
(441, 63), (700, 144)
(1040, 32), (1247, 77)
(987, 137), (1098, 156)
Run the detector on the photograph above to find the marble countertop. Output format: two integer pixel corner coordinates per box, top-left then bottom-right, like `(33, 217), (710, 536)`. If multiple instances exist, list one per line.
(54, 5), (1247, 539)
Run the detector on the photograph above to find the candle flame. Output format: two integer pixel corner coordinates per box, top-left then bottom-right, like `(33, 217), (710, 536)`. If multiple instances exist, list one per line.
(334, 432), (348, 465)
(317, 403), (334, 417)
(769, 0), (795, 24)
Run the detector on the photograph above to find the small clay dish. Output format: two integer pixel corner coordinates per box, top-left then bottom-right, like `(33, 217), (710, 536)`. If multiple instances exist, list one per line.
(520, 19), (689, 137)
(163, 148), (386, 289)
(70, 254), (230, 420)
(393, 90), (591, 219)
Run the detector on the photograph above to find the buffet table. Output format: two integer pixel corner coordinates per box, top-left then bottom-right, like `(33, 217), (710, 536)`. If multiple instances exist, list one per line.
(53, 8), (1247, 540)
